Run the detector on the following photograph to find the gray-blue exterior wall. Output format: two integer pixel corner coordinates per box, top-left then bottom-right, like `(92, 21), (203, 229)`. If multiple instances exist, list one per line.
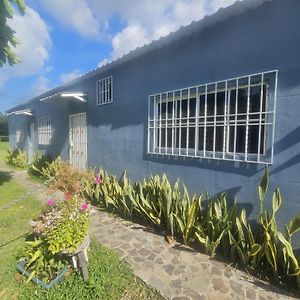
(9, 0), (300, 244)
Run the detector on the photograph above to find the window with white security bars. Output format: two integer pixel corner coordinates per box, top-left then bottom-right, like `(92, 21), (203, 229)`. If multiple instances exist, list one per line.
(97, 76), (113, 105)
(148, 70), (278, 164)
(38, 116), (52, 145)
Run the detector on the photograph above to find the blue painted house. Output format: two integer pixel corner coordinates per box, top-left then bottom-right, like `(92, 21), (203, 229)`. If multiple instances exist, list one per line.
(6, 0), (300, 240)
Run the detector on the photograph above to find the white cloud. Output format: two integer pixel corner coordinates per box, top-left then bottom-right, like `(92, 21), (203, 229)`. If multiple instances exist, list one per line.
(59, 69), (82, 84)
(91, 0), (239, 65)
(0, 7), (51, 86)
(38, 0), (100, 39)
(30, 75), (51, 97)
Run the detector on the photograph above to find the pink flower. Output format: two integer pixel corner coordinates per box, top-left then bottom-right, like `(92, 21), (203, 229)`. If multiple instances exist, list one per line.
(80, 203), (89, 211)
(94, 174), (103, 185)
(47, 199), (54, 206)
(65, 193), (71, 201)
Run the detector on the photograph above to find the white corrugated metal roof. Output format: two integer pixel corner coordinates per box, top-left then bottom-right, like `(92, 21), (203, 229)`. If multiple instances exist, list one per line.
(7, 0), (273, 112)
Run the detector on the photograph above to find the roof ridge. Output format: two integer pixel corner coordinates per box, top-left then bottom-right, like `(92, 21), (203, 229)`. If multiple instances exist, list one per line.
(6, 0), (273, 112)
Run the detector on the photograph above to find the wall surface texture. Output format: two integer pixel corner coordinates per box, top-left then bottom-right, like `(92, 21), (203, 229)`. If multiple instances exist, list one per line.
(8, 0), (300, 245)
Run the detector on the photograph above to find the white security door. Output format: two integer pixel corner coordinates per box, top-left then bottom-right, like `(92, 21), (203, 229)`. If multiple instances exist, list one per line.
(28, 121), (35, 163)
(69, 113), (87, 170)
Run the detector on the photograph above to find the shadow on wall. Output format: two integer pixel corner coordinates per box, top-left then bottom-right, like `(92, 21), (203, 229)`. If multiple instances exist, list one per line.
(144, 151), (263, 177)
(271, 126), (300, 175)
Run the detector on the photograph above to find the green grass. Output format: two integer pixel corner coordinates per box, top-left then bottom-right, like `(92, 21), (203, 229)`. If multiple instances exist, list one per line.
(0, 141), (8, 166)
(0, 142), (163, 299)
(19, 241), (163, 300)
(0, 177), (44, 299)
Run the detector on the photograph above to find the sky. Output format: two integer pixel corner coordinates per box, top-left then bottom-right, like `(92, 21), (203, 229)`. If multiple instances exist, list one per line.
(0, 0), (239, 112)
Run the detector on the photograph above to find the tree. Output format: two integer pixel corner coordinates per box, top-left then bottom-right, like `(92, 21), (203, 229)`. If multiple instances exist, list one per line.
(0, 0), (26, 67)
(0, 113), (8, 136)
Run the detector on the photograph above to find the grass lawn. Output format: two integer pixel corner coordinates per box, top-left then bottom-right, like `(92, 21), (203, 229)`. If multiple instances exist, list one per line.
(0, 141), (8, 166)
(0, 142), (163, 300)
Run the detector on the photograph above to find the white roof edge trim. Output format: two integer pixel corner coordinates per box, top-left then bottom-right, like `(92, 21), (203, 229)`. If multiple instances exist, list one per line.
(60, 92), (87, 102)
(40, 92), (87, 102)
(6, 109), (33, 116)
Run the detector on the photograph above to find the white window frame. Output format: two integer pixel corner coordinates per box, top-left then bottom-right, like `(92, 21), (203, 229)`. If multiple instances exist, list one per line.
(38, 116), (52, 145)
(148, 70), (278, 164)
(96, 76), (113, 105)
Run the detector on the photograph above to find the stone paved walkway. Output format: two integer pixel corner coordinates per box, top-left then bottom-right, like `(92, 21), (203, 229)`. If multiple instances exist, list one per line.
(1, 166), (297, 300)
(90, 209), (297, 300)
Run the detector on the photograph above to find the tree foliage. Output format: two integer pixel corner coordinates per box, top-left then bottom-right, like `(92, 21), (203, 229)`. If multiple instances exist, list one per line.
(0, 113), (8, 136)
(0, 0), (26, 67)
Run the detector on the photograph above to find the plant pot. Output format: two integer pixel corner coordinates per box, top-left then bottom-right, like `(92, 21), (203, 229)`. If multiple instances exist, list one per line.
(16, 260), (68, 289)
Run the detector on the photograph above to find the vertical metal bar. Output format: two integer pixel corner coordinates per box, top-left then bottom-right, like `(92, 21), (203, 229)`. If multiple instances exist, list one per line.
(147, 96), (150, 154)
(223, 81), (227, 159)
(257, 73), (264, 162)
(172, 91), (175, 155)
(195, 87), (199, 157)
(186, 89), (190, 155)
(100, 81), (103, 104)
(153, 96), (156, 153)
(203, 85), (207, 158)
(175, 96), (178, 152)
(165, 93), (168, 154)
(105, 78), (108, 104)
(226, 90), (231, 153)
(245, 76), (251, 161)
(179, 90), (182, 155)
(271, 70), (278, 164)
(213, 83), (217, 158)
(159, 94), (162, 154)
(233, 79), (238, 160)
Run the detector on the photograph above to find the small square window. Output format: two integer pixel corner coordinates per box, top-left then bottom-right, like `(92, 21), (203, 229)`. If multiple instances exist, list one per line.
(97, 76), (113, 105)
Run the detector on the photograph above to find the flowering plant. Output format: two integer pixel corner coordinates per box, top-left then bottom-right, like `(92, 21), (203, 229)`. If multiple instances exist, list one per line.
(31, 194), (90, 254)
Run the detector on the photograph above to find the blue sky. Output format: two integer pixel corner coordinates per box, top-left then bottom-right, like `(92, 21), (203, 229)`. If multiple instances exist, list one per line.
(0, 0), (237, 112)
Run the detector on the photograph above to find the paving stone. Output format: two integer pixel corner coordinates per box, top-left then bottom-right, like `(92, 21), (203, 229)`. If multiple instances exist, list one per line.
(211, 266), (223, 276)
(211, 277), (230, 294)
(246, 288), (258, 300)
(224, 268), (234, 279)
(138, 248), (152, 257)
(163, 264), (175, 276)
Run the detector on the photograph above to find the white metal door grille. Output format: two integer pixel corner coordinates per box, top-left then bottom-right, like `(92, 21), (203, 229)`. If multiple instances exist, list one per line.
(69, 113), (87, 170)
(148, 70), (278, 164)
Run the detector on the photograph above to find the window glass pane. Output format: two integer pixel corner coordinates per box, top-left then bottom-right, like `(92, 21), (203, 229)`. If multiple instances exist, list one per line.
(181, 127), (187, 149)
(189, 98), (196, 117)
(206, 127), (214, 151)
(189, 127), (195, 149)
(215, 126), (224, 152)
(181, 99), (188, 118)
(236, 126), (246, 153)
(198, 127), (204, 151)
(206, 93), (215, 116)
(248, 125), (259, 154)
(237, 88), (247, 113)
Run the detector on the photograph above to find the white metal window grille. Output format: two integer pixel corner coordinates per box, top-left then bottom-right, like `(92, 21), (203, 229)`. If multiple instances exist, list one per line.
(148, 70), (278, 164)
(96, 76), (113, 105)
(15, 119), (24, 143)
(38, 116), (52, 145)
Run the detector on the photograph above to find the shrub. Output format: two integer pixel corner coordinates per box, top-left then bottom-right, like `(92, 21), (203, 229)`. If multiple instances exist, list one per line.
(6, 148), (27, 168)
(23, 194), (90, 283)
(28, 153), (53, 178)
(84, 167), (300, 292)
(40, 157), (93, 194)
